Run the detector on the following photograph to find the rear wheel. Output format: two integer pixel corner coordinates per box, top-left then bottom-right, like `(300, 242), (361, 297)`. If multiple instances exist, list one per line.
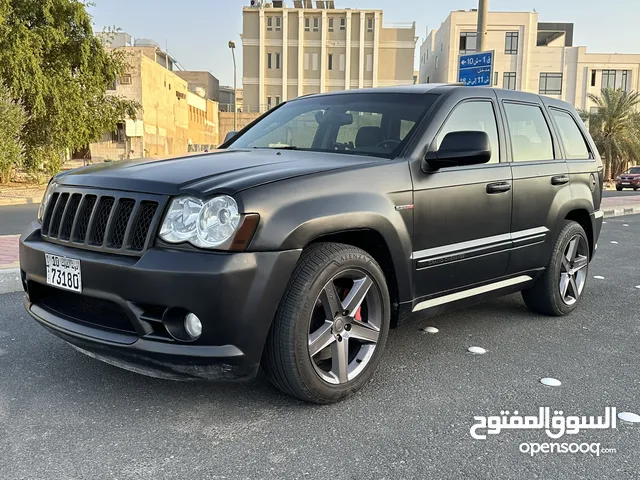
(262, 242), (390, 404)
(522, 221), (589, 316)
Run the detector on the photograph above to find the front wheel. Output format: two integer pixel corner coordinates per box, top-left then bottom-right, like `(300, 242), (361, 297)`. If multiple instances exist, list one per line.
(262, 243), (390, 403)
(522, 221), (590, 316)
(616, 186), (623, 191)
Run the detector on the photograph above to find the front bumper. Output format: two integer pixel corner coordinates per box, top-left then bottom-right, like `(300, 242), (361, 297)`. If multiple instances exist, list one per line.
(20, 222), (301, 381)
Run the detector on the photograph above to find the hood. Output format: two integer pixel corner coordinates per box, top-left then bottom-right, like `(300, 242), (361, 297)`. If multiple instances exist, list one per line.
(57, 149), (375, 196)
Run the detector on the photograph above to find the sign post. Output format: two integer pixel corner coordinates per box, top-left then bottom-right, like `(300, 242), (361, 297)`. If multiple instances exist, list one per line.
(458, 51), (494, 87)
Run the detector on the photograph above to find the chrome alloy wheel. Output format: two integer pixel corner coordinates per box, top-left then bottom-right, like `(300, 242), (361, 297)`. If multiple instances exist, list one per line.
(308, 269), (383, 385)
(559, 234), (589, 306)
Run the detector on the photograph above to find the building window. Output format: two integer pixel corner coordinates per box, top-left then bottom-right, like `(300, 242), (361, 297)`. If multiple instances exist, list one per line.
(111, 122), (125, 143)
(366, 53), (372, 72)
(305, 18), (310, 32)
(591, 70), (597, 87)
(602, 70), (616, 89)
(339, 53), (345, 71)
(275, 16), (281, 31)
(267, 96), (272, 109)
(119, 75), (132, 85)
(622, 70), (629, 90)
(539, 73), (563, 95)
(275, 96), (281, 105)
(313, 17), (319, 32)
(435, 56), (439, 70)
(426, 76), (430, 83)
(503, 72), (517, 90)
(107, 80), (116, 91)
(426, 50), (429, 60)
(312, 53), (318, 71)
(328, 18), (334, 32)
(340, 18), (346, 31)
(459, 32), (477, 54)
(304, 52), (310, 70)
(267, 52), (272, 69)
(367, 18), (373, 33)
(493, 71), (498, 86)
(505, 32), (519, 54)
(267, 16), (273, 31)
(328, 53), (333, 70)
(276, 52), (280, 69)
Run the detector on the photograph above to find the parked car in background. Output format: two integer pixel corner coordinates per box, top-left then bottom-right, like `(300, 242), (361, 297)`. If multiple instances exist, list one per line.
(615, 166), (640, 190)
(20, 84), (603, 404)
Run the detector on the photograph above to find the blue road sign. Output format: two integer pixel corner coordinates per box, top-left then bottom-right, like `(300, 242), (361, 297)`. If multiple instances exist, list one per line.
(458, 51), (494, 87)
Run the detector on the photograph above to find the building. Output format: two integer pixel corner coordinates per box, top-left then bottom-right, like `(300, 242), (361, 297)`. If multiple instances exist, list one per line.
(219, 86), (244, 112)
(89, 41), (219, 161)
(241, 0), (416, 112)
(175, 71), (220, 101)
(418, 10), (640, 111)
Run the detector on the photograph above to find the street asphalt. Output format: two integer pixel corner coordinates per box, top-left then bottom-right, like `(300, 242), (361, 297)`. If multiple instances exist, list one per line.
(0, 216), (639, 479)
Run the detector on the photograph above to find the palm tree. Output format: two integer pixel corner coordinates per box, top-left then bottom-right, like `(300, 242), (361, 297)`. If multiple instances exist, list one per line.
(580, 88), (640, 180)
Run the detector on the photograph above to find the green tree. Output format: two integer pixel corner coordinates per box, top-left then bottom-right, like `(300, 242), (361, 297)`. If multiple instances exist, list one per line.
(0, 81), (28, 183)
(0, 0), (139, 180)
(580, 88), (640, 180)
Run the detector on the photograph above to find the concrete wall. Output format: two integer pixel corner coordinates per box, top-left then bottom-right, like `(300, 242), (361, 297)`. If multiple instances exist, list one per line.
(219, 112), (261, 144)
(175, 71), (220, 101)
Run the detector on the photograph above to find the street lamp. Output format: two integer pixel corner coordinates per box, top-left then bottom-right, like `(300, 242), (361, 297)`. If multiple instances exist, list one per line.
(228, 41), (237, 131)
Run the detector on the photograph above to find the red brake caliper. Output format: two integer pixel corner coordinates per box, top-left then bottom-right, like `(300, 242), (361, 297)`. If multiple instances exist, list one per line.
(354, 307), (362, 321)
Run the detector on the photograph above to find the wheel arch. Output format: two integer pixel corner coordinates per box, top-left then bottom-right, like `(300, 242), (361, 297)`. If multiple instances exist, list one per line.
(564, 208), (594, 258)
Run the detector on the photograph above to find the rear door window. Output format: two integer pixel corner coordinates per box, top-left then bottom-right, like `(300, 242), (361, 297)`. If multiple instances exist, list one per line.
(503, 103), (555, 162)
(549, 109), (591, 159)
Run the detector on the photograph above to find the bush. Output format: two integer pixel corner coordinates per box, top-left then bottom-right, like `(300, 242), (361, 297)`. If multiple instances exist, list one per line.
(0, 82), (27, 183)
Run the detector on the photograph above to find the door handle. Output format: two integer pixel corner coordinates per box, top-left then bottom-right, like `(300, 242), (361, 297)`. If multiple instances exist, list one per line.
(486, 182), (511, 194)
(551, 174), (570, 185)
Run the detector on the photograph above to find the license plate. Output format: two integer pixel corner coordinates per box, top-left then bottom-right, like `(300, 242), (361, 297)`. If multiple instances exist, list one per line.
(622, 182), (630, 185)
(45, 254), (82, 293)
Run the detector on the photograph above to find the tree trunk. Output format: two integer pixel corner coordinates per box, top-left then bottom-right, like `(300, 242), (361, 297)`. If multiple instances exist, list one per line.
(605, 142), (613, 180)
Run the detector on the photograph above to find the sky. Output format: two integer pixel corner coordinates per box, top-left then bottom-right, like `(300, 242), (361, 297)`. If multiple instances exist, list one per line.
(90, 0), (640, 87)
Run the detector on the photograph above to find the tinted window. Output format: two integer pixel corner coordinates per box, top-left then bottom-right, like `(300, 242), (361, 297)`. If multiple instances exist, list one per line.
(504, 103), (554, 162)
(550, 109), (590, 159)
(435, 101), (500, 163)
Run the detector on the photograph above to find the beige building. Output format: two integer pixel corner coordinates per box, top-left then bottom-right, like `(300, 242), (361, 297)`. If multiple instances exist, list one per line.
(241, 0), (416, 112)
(90, 44), (219, 161)
(418, 10), (640, 111)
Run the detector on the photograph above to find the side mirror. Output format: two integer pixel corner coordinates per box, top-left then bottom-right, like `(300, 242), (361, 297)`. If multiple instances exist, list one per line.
(224, 131), (238, 144)
(424, 131), (492, 170)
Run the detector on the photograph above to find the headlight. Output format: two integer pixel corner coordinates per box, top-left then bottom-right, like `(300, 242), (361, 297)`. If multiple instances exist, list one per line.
(159, 195), (242, 249)
(37, 179), (58, 223)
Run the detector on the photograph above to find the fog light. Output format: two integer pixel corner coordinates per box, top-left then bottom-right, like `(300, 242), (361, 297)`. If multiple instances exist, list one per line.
(184, 313), (202, 339)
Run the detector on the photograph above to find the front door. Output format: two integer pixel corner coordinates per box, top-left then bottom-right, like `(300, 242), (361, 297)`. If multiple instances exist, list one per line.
(411, 96), (513, 301)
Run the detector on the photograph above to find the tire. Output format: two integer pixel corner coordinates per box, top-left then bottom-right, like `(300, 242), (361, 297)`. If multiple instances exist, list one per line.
(616, 186), (623, 191)
(262, 242), (391, 404)
(522, 221), (590, 316)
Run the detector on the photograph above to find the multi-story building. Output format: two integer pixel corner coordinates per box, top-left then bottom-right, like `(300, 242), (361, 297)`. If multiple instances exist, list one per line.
(176, 71), (220, 101)
(241, 0), (416, 112)
(418, 10), (640, 111)
(90, 40), (219, 161)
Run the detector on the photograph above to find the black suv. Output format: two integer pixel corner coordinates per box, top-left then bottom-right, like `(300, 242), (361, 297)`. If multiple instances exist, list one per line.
(20, 85), (604, 403)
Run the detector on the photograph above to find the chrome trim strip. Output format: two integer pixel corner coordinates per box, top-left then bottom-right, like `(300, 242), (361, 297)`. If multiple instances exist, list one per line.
(594, 210), (604, 219)
(412, 275), (533, 312)
(412, 227), (549, 260)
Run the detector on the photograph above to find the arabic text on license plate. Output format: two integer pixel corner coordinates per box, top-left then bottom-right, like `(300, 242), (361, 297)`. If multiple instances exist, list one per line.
(45, 254), (82, 293)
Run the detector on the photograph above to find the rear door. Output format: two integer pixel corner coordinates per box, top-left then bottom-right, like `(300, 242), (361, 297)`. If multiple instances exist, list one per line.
(498, 92), (572, 275)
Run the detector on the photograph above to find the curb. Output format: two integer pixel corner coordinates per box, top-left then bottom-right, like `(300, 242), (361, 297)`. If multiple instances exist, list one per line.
(602, 204), (640, 218)
(0, 268), (21, 295)
(0, 196), (42, 207)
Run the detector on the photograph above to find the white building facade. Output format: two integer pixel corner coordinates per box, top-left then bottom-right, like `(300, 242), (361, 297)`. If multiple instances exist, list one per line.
(418, 10), (640, 111)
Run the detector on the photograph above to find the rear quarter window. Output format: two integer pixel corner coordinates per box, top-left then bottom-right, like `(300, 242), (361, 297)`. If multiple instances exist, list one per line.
(549, 109), (591, 160)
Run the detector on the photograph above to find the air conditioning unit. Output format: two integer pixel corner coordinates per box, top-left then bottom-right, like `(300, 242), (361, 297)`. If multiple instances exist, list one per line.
(265, 2), (273, 7)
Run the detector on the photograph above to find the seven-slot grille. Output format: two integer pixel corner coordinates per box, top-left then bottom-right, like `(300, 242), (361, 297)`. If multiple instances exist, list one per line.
(41, 188), (165, 256)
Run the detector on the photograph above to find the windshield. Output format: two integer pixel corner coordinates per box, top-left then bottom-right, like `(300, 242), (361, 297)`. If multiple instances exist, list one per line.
(627, 167), (640, 174)
(227, 92), (439, 159)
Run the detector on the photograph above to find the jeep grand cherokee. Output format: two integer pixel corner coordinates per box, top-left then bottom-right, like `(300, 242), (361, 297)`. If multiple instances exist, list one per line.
(20, 85), (604, 403)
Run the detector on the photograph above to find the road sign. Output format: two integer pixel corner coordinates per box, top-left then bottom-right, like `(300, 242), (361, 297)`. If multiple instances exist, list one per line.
(458, 51), (494, 87)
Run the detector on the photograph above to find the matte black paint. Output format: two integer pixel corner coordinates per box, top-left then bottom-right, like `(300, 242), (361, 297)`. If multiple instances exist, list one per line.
(20, 85), (603, 379)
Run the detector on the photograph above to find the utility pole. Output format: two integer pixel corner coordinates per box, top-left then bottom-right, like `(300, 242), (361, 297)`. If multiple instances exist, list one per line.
(228, 41), (237, 131)
(476, 0), (488, 52)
